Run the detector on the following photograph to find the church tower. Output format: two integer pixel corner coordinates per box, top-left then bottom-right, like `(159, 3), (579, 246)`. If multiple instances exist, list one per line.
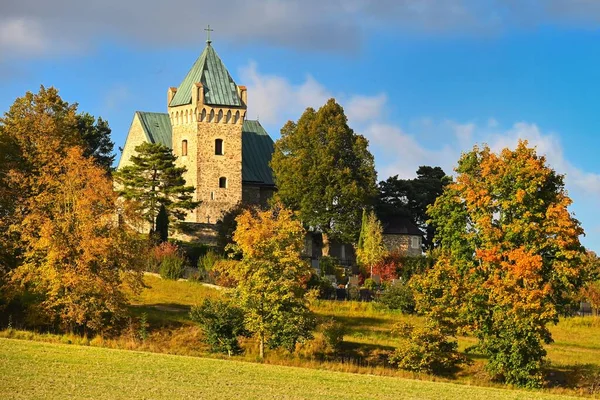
(167, 35), (247, 224)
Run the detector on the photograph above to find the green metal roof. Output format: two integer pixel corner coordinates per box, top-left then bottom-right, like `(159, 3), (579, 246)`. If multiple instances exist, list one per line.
(242, 120), (275, 186)
(129, 113), (274, 187)
(137, 111), (172, 147)
(169, 44), (242, 108)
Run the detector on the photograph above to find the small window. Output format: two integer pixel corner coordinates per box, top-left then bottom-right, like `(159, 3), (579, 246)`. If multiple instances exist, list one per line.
(181, 140), (188, 156)
(215, 139), (223, 155)
(219, 177), (227, 188)
(411, 236), (420, 249)
(210, 191), (214, 200)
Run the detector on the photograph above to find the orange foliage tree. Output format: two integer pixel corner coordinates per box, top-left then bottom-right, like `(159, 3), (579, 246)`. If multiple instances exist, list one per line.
(10, 147), (145, 333)
(423, 141), (586, 387)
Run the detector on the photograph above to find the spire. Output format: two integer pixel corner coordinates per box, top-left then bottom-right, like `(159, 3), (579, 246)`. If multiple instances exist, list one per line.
(204, 25), (213, 46)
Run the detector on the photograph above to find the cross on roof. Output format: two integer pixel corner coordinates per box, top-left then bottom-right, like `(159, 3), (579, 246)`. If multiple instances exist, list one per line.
(205, 25), (214, 45)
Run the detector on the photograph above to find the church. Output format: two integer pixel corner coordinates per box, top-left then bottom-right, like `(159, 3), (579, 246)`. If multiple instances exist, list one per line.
(118, 35), (276, 229)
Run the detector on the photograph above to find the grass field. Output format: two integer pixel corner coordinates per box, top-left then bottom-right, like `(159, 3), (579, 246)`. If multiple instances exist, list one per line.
(3, 274), (600, 398)
(0, 338), (580, 400)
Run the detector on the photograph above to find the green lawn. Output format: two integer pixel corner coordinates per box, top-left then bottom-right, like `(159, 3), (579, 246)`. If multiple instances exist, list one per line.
(0, 338), (579, 400)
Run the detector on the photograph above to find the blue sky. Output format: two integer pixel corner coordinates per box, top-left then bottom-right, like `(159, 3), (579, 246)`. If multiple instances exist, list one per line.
(2, 0), (600, 250)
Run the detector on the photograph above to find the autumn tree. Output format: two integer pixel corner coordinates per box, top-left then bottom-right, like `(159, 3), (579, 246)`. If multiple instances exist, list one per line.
(271, 99), (377, 254)
(356, 210), (387, 276)
(423, 141), (586, 387)
(114, 142), (199, 237)
(377, 166), (451, 250)
(10, 147), (146, 333)
(231, 205), (315, 358)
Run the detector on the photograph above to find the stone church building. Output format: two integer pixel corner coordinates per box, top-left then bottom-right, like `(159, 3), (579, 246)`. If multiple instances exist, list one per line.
(118, 39), (276, 230)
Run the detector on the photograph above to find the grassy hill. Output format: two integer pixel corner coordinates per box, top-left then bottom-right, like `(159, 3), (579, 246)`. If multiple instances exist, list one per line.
(0, 338), (579, 400)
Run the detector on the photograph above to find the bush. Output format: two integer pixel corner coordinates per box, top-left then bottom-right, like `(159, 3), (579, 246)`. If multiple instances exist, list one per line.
(190, 298), (249, 356)
(319, 256), (339, 276)
(372, 252), (432, 283)
(159, 254), (186, 280)
(379, 281), (415, 313)
(321, 319), (345, 353)
(197, 250), (222, 281)
(389, 322), (469, 375)
(363, 278), (377, 291)
(307, 273), (335, 299)
(209, 259), (240, 287)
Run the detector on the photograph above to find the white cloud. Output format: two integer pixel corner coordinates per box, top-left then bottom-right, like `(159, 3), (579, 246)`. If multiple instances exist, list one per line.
(5, 0), (600, 61)
(0, 17), (47, 56)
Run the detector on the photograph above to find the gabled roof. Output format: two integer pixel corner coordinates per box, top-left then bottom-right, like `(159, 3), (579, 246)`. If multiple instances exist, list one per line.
(381, 216), (423, 236)
(127, 113), (275, 187)
(136, 112), (172, 147)
(169, 44), (242, 108)
(242, 120), (275, 186)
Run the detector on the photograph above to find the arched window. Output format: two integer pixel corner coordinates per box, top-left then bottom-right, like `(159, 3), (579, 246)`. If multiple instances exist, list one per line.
(181, 140), (188, 156)
(226, 110), (231, 123)
(208, 109), (215, 122)
(185, 110), (188, 123)
(215, 139), (223, 155)
(175, 111), (179, 125)
(219, 177), (227, 188)
(200, 108), (206, 122)
(217, 109), (223, 123)
(233, 110), (240, 124)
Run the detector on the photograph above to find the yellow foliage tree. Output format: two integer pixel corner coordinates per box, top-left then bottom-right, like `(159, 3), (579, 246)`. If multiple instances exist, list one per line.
(10, 147), (145, 333)
(356, 210), (387, 276)
(232, 205), (314, 358)
(423, 140), (586, 387)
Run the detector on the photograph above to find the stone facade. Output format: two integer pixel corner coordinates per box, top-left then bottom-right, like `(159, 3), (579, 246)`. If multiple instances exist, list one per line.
(383, 234), (422, 257)
(168, 86), (247, 224)
(117, 114), (147, 170)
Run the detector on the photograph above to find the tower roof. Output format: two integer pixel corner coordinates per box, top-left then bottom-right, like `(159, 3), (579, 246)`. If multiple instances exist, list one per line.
(169, 44), (242, 108)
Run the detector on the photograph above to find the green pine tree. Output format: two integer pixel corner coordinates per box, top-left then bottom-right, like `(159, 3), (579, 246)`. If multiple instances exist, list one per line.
(155, 204), (169, 243)
(114, 142), (199, 236)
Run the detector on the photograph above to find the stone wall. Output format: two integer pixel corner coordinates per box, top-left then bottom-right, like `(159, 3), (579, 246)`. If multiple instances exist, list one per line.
(242, 185), (261, 205)
(383, 234), (422, 257)
(118, 114), (147, 169)
(169, 96), (246, 225)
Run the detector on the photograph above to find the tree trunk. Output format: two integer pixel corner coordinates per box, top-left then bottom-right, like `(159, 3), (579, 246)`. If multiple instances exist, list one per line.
(259, 334), (265, 359)
(322, 232), (330, 257)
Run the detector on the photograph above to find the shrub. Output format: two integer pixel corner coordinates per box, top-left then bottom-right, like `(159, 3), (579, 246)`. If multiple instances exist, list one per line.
(389, 322), (469, 375)
(209, 259), (240, 287)
(379, 281), (415, 313)
(372, 251), (432, 283)
(319, 256), (339, 276)
(190, 298), (249, 356)
(159, 254), (186, 280)
(363, 278), (377, 291)
(197, 250), (222, 281)
(148, 242), (180, 273)
(321, 319), (345, 353)
(307, 273), (336, 299)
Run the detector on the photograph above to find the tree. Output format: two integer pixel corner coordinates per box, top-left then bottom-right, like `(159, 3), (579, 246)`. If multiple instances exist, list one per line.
(114, 142), (199, 237)
(377, 166), (451, 250)
(424, 141), (586, 387)
(155, 204), (169, 243)
(76, 112), (115, 173)
(10, 147), (146, 333)
(356, 211), (387, 276)
(190, 298), (250, 356)
(271, 99), (377, 254)
(231, 205), (315, 358)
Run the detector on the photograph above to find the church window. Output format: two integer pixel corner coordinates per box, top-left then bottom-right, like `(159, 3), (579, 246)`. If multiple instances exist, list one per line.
(411, 236), (420, 249)
(226, 110), (231, 123)
(217, 109), (223, 123)
(219, 177), (227, 188)
(234, 111), (240, 124)
(185, 110), (188, 123)
(209, 110), (214, 122)
(200, 108), (206, 122)
(210, 191), (214, 200)
(181, 140), (188, 156)
(215, 139), (223, 155)
(175, 112), (179, 125)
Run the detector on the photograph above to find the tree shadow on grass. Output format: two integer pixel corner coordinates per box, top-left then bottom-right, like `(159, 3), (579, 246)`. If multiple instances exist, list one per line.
(545, 363), (600, 394)
(128, 303), (193, 329)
